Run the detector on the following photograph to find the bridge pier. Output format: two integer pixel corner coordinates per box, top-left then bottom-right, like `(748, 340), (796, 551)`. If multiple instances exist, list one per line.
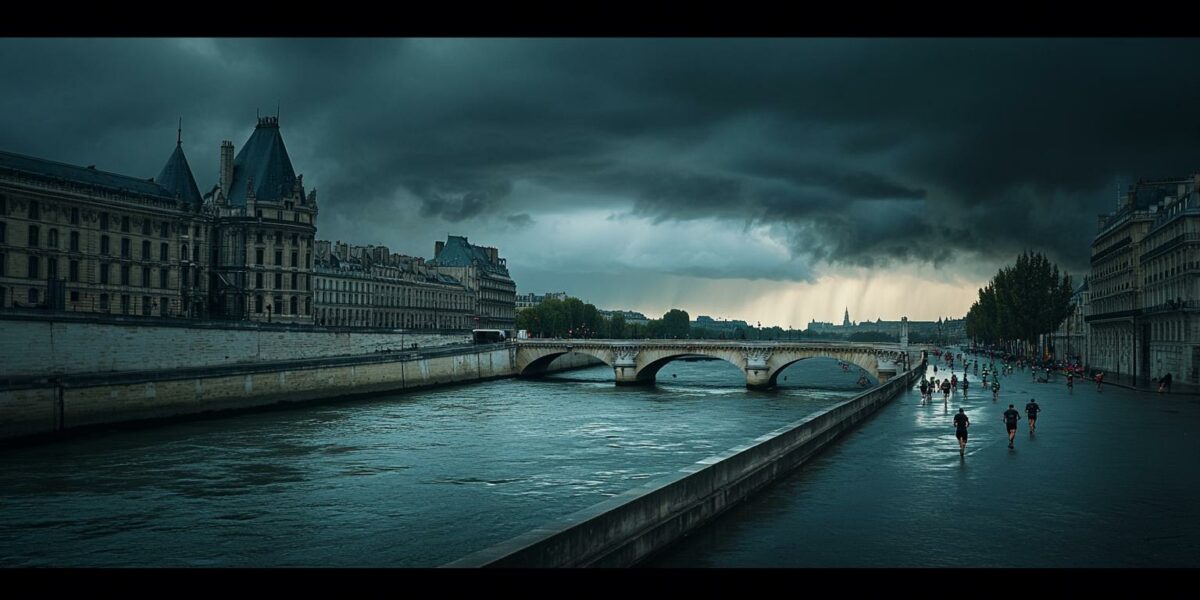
(614, 366), (654, 386)
(745, 367), (773, 391)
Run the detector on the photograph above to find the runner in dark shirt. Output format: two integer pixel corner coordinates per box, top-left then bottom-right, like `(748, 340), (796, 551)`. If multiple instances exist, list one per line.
(954, 408), (970, 456)
(1025, 399), (1041, 433)
(1003, 405), (1021, 448)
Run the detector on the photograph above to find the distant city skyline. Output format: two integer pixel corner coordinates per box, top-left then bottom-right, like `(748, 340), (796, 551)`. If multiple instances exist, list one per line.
(5, 39), (1191, 326)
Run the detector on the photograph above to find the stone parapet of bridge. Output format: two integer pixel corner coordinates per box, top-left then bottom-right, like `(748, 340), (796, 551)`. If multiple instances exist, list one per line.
(515, 339), (913, 390)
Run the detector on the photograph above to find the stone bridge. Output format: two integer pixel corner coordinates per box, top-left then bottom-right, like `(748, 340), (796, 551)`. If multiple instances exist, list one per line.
(516, 340), (920, 390)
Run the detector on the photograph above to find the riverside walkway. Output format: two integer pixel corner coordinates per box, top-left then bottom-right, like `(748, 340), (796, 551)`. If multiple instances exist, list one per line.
(651, 349), (1200, 567)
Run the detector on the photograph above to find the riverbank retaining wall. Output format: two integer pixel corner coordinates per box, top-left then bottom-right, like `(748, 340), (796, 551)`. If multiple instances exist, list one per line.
(0, 342), (601, 444)
(0, 312), (470, 378)
(446, 364), (922, 568)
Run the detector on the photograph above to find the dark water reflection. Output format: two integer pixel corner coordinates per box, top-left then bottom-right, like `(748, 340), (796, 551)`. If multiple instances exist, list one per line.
(0, 356), (866, 566)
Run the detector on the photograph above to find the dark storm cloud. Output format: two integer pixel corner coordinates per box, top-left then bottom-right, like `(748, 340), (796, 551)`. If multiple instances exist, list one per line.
(3, 38), (1200, 277)
(505, 213), (535, 228)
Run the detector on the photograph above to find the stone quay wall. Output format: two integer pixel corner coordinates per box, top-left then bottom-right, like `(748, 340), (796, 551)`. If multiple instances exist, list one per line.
(0, 344), (601, 443)
(0, 312), (470, 379)
(446, 363), (923, 568)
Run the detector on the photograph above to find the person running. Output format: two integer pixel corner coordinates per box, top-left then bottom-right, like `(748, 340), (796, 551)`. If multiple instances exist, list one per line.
(942, 378), (951, 401)
(1025, 398), (1041, 433)
(1095, 370), (1104, 392)
(1159, 372), (1172, 394)
(1003, 404), (1021, 448)
(951, 373), (958, 390)
(962, 374), (970, 395)
(991, 378), (1001, 401)
(1067, 372), (1074, 393)
(934, 365), (938, 375)
(920, 379), (929, 401)
(954, 408), (970, 456)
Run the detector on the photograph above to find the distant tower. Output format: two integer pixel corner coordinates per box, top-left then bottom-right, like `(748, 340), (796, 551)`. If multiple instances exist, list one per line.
(843, 307), (851, 328)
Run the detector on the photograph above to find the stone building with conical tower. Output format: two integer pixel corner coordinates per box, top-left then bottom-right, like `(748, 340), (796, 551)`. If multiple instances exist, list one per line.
(207, 115), (318, 323)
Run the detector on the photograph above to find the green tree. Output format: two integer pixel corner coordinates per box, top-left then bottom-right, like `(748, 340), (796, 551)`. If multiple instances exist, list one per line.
(609, 313), (626, 339)
(965, 251), (1073, 353)
(660, 309), (690, 339)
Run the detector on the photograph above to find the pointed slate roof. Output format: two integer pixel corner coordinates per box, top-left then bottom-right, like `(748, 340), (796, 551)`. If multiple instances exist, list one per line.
(0, 149), (172, 200)
(156, 143), (203, 209)
(428, 236), (479, 267)
(226, 116), (300, 206)
(428, 235), (511, 277)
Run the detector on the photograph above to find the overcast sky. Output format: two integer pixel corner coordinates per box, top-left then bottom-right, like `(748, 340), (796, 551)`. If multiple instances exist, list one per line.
(3, 38), (1197, 327)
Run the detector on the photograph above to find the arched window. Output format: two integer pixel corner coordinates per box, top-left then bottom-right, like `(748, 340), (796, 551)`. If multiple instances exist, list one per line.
(181, 244), (189, 262)
(255, 295), (264, 313)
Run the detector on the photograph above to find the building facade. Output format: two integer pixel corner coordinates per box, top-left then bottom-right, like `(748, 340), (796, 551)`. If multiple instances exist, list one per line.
(1048, 279), (1089, 364)
(0, 117), (318, 323)
(805, 310), (965, 341)
(1086, 176), (1199, 386)
(0, 118), (523, 333)
(312, 240), (473, 330)
(0, 140), (203, 318)
(208, 116), (318, 324)
(428, 235), (516, 330)
(515, 291), (568, 311)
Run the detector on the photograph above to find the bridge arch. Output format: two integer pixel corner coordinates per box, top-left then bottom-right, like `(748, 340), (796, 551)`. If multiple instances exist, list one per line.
(518, 348), (613, 377)
(634, 352), (747, 385)
(767, 355), (879, 388)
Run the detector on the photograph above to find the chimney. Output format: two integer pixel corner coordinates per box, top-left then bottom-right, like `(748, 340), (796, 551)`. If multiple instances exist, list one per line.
(435, 241), (445, 257)
(219, 141), (234, 196)
(487, 247), (498, 263)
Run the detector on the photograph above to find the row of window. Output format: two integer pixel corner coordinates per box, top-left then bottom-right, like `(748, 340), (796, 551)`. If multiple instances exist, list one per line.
(0, 196), (201, 240)
(0, 252), (178, 289)
(314, 307), (469, 329)
(1, 222), (190, 262)
(1152, 319), (1189, 342)
(253, 208), (311, 224)
(312, 286), (468, 309)
(0, 284), (172, 317)
(253, 271), (308, 291)
(254, 248), (309, 268)
(251, 294), (309, 316)
(253, 230), (306, 247)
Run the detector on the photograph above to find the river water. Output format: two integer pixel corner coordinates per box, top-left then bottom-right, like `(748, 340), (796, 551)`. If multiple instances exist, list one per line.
(0, 356), (866, 567)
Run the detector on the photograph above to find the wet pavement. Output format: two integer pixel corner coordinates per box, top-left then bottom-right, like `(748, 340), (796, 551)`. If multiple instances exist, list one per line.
(650, 348), (1200, 567)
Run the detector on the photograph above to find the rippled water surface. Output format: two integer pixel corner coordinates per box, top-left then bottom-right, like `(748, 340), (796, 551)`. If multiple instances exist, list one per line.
(0, 357), (867, 566)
